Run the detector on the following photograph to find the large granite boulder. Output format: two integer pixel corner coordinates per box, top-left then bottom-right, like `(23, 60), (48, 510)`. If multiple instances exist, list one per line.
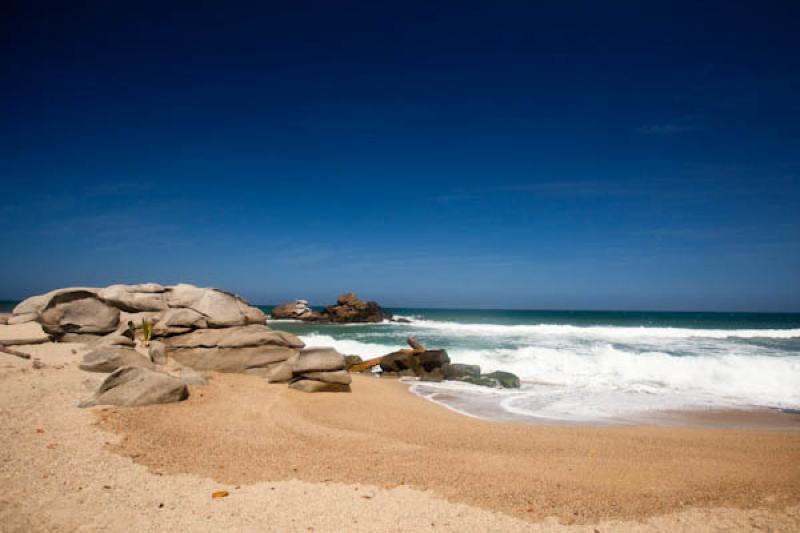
(38, 290), (120, 335)
(166, 284), (265, 327)
(163, 325), (302, 373)
(80, 367), (188, 407)
(321, 292), (392, 323)
(288, 348), (346, 373)
(79, 346), (153, 373)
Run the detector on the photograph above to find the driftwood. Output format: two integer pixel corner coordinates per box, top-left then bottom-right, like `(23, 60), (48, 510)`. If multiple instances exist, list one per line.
(348, 356), (383, 373)
(0, 344), (32, 359)
(347, 336), (428, 373)
(406, 336), (426, 353)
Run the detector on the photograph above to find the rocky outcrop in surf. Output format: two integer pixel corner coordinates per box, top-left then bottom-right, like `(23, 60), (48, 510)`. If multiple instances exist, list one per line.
(271, 292), (392, 324)
(350, 336), (521, 389)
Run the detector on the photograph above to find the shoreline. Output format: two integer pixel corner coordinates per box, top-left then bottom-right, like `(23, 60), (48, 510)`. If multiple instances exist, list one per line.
(2, 342), (799, 531)
(408, 378), (800, 430)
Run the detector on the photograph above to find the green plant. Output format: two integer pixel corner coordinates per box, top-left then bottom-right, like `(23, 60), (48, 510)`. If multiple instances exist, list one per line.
(141, 319), (153, 347)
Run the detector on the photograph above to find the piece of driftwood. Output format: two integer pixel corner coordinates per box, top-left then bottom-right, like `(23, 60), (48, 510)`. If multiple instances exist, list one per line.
(347, 356), (383, 373)
(0, 344), (32, 359)
(406, 336), (426, 353)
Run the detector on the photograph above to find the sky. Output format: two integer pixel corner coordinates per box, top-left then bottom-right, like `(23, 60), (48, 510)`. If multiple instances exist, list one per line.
(1, 1), (799, 311)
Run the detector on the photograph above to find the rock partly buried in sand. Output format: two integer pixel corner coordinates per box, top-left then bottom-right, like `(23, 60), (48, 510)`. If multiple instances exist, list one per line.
(266, 362), (293, 383)
(39, 290), (120, 336)
(0, 322), (51, 345)
(148, 340), (167, 365)
(178, 367), (208, 385)
(79, 346), (153, 373)
(0, 313), (9, 325)
(289, 379), (351, 393)
(80, 367), (188, 407)
(166, 284), (266, 327)
(163, 325), (302, 373)
(270, 300), (316, 320)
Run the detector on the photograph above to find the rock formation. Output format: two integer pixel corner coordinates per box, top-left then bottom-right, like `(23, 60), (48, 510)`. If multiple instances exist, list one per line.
(5, 283), (357, 399)
(79, 367), (189, 407)
(271, 292), (392, 323)
(269, 347), (352, 392)
(270, 300), (316, 320)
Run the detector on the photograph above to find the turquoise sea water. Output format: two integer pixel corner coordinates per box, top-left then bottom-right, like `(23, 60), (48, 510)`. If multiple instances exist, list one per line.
(267, 307), (800, 423)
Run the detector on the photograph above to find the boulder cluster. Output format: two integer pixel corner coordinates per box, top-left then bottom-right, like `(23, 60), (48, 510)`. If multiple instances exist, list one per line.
(4, 283), (352, 408)
(271, 292), (392, 323)
(348, 336), (522, 389)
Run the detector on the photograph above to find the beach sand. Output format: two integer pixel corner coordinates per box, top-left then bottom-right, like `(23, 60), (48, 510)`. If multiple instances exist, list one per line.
(2, 342), (799, 532)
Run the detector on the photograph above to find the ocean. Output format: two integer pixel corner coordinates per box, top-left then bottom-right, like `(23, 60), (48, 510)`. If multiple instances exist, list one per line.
(268, 308), (800, 424)
(4, 299), (798, 424)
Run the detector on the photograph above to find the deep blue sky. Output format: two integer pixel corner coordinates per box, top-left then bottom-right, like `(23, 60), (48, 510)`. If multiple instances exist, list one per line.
(2, 1), (799, 311)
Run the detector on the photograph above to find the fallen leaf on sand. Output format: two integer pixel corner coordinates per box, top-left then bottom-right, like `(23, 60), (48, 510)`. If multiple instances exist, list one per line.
(35, 428), (45, 434)
(361, 495), (372, 499)
(211, 491), (229, 499)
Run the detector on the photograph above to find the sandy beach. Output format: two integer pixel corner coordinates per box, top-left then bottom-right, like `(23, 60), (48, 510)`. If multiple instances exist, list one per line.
(2, 341), (799, 532)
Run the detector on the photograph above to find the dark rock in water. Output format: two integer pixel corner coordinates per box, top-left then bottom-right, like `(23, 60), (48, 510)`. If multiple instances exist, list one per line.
(79, 346), (153, 373)
(379, 348), (450, 382)
(80, 367), (189, 407)
(442, 363), (481, 381)
(418, 367), (444, 382)
(392, 317), (412, 324)
(418, 349), (450, 372)
(289, 378), (351, 393)
(380, 350), (421, 373)
(343, 355), (363, 370)
(320, 292), (392, 323)
(463, 375), (503, 388)
(463, 371), (521, 388)
(483, 371), (520, 388)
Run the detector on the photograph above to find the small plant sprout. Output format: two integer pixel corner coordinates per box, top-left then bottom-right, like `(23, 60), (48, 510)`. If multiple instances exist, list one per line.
(140, 319), (153, 347)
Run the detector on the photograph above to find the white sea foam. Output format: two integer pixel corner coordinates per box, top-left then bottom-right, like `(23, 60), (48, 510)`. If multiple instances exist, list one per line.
(300, 333), (397, 359)
(405, 320), (800, 339)
(299, 320), (800, 422)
